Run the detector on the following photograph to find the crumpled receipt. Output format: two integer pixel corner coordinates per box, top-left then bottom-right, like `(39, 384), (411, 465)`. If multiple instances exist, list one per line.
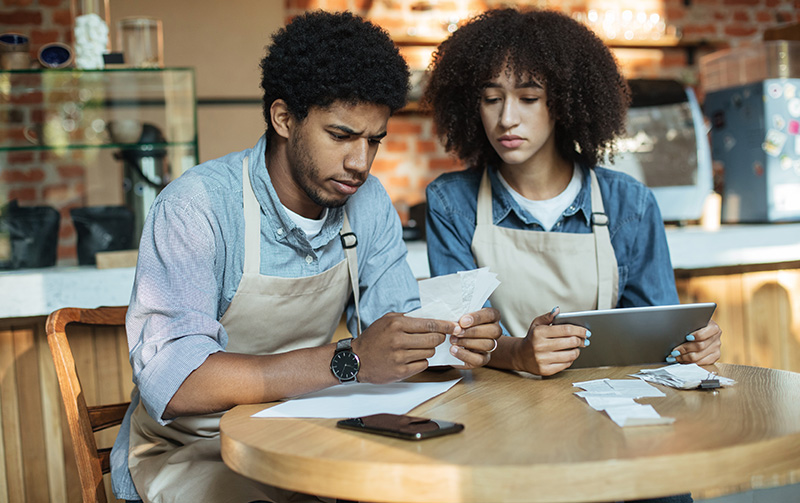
(405, 267), (500, 366)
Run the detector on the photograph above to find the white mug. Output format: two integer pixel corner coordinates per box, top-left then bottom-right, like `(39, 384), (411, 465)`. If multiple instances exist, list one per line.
(107, 119), (143, 144)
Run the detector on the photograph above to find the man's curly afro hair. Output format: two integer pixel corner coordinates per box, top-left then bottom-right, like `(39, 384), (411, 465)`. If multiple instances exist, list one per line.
(422, 8), (631, 170)
(260, 10), (410, 137)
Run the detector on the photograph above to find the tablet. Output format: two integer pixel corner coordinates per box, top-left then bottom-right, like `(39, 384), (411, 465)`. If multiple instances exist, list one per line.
(552, 303), (716, 368)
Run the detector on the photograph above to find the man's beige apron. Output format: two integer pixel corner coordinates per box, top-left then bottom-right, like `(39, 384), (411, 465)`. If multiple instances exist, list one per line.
(471, 168), (618, 339)
(128, 156), (360, 503)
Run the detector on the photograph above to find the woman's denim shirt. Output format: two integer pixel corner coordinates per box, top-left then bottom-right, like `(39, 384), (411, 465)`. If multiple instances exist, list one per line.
(426, 164), (679, 333)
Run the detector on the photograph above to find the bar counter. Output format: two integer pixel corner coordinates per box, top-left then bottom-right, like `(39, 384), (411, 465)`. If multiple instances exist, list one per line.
(2, 223), (799, 319)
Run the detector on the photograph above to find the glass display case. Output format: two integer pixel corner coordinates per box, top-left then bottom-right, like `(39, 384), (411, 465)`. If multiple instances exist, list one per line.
(0, 67), (197, 265)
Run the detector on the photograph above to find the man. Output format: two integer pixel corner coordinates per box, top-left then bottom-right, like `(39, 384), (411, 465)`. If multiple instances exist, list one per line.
(110, 11), (502, 503)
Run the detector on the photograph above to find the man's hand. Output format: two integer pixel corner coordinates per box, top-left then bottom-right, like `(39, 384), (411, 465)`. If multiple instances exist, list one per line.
(351, 312), (454, 384)
(448, 307), (502, 368)
(670, 319), (722, 365)
(516, 307), (590, 376)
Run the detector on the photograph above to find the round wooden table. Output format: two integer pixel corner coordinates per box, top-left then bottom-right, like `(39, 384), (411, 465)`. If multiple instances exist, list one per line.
(220, 364), (800, 502)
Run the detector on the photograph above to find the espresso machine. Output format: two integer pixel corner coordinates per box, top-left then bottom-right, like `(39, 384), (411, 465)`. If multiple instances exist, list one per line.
(115, 122), (169, 243)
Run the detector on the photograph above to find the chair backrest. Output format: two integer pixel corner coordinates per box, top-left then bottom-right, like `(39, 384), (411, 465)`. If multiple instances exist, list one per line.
(45, 306), (131, 503)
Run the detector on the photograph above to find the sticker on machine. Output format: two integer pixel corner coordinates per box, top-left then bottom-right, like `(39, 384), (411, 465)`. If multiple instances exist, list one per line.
(773, 184), (800, 212)
(786, 83), (797, 99)
(789, 98), (800, 118)
(762, 129), (787, 157)
(768, 83), (783, 99)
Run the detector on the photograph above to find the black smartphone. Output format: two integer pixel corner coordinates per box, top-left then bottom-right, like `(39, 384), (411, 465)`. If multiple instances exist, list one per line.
(336, 413), (464, 440)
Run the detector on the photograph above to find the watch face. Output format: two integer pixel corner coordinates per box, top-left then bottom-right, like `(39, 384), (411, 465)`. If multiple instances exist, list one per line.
(331, 350), (360, 381)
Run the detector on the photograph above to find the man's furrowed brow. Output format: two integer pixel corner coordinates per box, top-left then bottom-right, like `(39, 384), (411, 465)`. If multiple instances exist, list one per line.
(330, 124), (387, 139)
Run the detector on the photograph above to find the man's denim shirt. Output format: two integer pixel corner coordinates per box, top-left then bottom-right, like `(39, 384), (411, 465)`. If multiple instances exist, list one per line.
(426, 164), (679, 336)
(110, 135), (420, 499)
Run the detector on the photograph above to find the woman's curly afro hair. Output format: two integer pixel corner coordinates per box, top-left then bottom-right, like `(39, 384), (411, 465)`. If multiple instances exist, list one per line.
(422, 8), (631, 170)
(260, 10), (410, 137)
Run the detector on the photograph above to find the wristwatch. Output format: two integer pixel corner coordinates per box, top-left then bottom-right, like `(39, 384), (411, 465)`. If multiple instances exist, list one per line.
(330, 338), (360, 384)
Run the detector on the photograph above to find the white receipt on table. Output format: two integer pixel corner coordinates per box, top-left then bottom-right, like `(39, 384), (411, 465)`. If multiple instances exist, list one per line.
(630, 363), (736, 389)
(252, 378), (461, 419)
(405, 267), (500, 366)
(572, 378), (666, 399)
(573, 378), (673, 427)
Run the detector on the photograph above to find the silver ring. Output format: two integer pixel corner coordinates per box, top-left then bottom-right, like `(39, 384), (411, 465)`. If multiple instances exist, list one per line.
(487, 339), (498, 353)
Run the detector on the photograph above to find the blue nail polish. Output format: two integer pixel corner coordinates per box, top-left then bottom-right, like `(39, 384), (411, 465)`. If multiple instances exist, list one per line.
(585, 330), (592, 338)
(671, 350), (680, 357)
(550, 306), (559, 315)
(666, 356), (676, 363)
(584, 339), (590, 347)
(686, 334), (696, 342)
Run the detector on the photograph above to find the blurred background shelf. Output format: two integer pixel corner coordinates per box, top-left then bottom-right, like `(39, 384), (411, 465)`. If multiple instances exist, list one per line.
(0, 67), (198, 266)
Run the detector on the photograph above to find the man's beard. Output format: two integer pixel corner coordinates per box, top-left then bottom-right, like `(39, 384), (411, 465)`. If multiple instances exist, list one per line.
(288, 131), (349, 209)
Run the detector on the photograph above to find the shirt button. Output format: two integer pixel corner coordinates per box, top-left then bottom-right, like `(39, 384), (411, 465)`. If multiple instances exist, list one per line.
(277, 228), (284, 236)
(305, 255), (313, 264)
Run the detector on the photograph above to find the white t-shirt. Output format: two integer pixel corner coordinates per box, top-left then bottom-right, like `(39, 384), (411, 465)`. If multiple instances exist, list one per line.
(497, 164), (582, 231)
(283, 206), (328, 240)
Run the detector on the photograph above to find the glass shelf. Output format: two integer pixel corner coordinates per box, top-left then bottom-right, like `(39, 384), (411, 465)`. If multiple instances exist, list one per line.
(0, 67), (197, 158)
(0, 67), (199, 266)
(0, 67), (193, 73)
(0, 141), (196, 152)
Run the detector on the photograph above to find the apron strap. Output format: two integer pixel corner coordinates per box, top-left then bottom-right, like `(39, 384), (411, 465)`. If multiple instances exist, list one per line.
(242, 155), (261, 274)
(476, 170), (493, 225)
(340, 213), (362, 336)
(241, 155), (362, 331)
(588, 169), (616, 310)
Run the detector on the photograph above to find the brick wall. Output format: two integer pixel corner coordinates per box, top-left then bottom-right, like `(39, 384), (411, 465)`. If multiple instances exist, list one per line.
(1, 0), (74, 59)
(2, 0), (80, 263)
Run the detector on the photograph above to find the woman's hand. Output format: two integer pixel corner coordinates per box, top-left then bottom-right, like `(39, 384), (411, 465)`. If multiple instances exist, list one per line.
(449, 307), (503, 368)
(517, 307), (590, 376)
(669, 319), (722, 365)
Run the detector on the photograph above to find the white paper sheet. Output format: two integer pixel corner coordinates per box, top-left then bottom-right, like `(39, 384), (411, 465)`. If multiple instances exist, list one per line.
(604, 404), (676, 427)
(573, 378), (671, 427)
(582, 395), (639, 411)
(572, 378), (665, 398)
(406, 268), (500, 366)
(251, 378), (462, 419)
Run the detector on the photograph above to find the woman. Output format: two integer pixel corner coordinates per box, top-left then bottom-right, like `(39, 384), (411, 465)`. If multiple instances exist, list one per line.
(423, 8), (722, 378)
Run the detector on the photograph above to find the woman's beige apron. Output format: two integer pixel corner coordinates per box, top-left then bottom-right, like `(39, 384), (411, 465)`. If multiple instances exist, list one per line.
(471, 168), (618, 339)
(128, 156), (360, 503)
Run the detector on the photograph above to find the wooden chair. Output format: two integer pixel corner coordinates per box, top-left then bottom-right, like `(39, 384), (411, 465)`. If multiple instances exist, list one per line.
(46, 306), (131, 503)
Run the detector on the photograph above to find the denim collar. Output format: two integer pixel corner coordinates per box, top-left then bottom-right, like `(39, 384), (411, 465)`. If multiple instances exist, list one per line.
(248, 134), (346, 250)
(488, 164), (593, 228)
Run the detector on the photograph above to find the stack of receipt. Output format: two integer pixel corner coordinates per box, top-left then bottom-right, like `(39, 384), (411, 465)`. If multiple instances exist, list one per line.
(572, 378), (674, 427)
(574, 364), (736, 427)
(630, 363), (736, 389)
(406, 267), (500, 366)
